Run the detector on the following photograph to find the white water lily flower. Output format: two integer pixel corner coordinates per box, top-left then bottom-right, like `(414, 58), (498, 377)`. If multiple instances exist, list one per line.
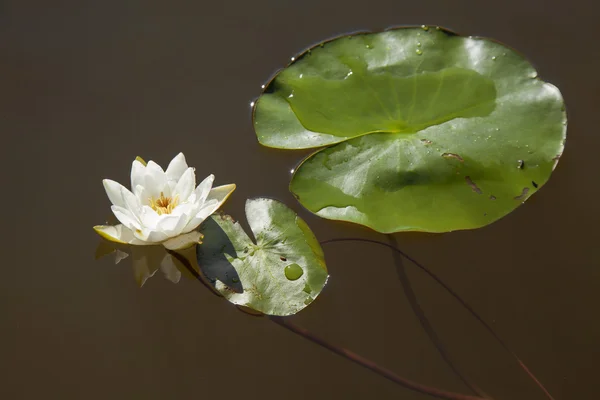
(94, 153), (235, 250)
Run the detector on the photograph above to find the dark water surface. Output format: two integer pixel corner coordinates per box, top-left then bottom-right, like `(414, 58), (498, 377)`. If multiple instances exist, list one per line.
(2, 1), (599, 399)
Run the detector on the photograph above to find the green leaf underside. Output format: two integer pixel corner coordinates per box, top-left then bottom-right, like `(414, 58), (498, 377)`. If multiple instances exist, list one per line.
(196, 198), (328, 316)
(254, 28), (566, 233)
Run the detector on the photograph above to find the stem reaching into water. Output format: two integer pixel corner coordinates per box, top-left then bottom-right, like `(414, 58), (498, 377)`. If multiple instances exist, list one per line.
(269, 315), (487, 400)
(386, 236), (488, 398)
(172, 248), (488, 400)
(320, 237), (555, 400)
(174, 236), (554, 400)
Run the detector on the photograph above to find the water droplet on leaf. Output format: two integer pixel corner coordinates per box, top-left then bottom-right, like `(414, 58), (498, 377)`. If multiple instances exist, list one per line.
(416, 49), (423, 55)
(284, 264), (304, 281)
(421, 25), (429, 31)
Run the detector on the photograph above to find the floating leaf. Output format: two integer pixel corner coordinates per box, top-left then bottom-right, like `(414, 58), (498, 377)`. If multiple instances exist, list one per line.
(253, 27), (567, 233)
(196, 198), (328, 316)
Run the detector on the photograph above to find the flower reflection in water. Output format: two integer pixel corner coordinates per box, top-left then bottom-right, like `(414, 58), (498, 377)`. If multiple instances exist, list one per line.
(95, 238), (200, 287)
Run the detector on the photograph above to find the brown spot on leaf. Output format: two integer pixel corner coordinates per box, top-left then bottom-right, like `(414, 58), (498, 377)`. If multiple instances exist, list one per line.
(465, 176), (482, 194)
(442, 153), (464, 162)
(514, 187), (530, 200)
(532, 181), (538, 188)
(280, 256), (287, 261)
(221, 285), (237, 293)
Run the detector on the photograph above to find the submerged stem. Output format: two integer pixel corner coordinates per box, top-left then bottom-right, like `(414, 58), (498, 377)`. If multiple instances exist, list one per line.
(173, 248), (486, 400)
(320, 237), (555, 400)
(174, 237), (552, 400)
(386, 236), (488, 398)
(269, 315), (487, 400)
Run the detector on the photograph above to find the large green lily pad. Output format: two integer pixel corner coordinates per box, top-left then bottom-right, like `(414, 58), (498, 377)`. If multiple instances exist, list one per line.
(196, 198), (328, 316)
(253, 27), (567, 233)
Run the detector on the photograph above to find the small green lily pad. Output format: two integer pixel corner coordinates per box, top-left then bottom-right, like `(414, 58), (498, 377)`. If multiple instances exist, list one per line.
(253, 27), (567, 233)
(196, 198), (328, 316)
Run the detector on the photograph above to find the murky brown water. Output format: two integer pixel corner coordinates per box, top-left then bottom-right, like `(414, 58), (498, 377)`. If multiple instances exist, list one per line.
(3, 1), (599, 399)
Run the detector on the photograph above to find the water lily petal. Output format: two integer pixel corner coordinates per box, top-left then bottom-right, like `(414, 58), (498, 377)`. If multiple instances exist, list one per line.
(135, 228), (169, 244)
(206, 184), (237, 205)
(136, 206), (189, 240)
(174, 167), (195, 201)
(165, 152), (188, 182)
(103, 178), (142, 221)
(156, 214), (182, 234)
(119, 185), (142, 219)
(167, 179), (178, 195)
(193, 174), (215, 205)
(160, 254), (182, 283)
(103, 179), (128, 208)
(162, 231), (204, 250)
(93, 224), (146, 245)
(111, 205), (142, 231)
(131, 159), (146, 191)
(173, 210), (194, 235)
(139, 205), (160, 229)
(182, 184), (236, 233)
(171, 202), (196, 218)
(165, 203), (196, 236)
(146, 231), (170, 243)
(134, 184), (151, 206)
(181, 200), (217, 233)
(145, 161), (168, 198)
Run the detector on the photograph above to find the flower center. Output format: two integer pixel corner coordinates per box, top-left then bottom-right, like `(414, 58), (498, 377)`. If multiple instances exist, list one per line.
(150, 192), (179, 215)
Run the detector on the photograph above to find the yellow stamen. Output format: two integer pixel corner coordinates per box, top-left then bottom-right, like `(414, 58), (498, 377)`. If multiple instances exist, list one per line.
(150, 192), (179, 215)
